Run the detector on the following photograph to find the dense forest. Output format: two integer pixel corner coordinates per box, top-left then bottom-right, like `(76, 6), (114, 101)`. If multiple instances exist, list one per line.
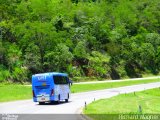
(0, 0), (160, 82)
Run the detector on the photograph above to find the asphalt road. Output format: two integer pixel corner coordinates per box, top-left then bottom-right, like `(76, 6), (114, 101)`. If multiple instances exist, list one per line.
(0, 82), (160, 120)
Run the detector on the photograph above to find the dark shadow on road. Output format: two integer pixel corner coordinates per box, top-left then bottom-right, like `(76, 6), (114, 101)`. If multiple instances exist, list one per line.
(36, 101), (72, 106)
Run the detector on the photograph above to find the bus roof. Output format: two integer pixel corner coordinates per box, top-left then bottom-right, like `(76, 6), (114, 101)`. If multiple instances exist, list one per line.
(32, 72), (68, 77)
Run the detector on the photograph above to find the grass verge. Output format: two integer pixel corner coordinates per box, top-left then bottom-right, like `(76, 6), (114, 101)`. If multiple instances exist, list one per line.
(0, 78), (159, 102)
(0, 85), (32, 102)
(71, 79), (160, 93)
(84, 88), (160, 120)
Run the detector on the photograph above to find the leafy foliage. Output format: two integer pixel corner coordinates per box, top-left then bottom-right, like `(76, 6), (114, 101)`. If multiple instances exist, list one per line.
(0, 0), (160, 82)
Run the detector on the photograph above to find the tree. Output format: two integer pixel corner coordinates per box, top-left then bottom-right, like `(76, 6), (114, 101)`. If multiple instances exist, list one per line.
(87, 51), (110, 77)
(24, 43), (42, 73)
(44, 43), (73, 72)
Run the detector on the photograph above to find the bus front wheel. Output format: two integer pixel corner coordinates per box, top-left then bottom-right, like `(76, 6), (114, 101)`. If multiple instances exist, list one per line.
(65, 93), (69, 102)
(57, 95), (60, 104)
(65, 99), (68, 102)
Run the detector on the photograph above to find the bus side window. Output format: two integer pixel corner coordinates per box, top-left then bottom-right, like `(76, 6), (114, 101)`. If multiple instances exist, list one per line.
(53, 76), (68, 84)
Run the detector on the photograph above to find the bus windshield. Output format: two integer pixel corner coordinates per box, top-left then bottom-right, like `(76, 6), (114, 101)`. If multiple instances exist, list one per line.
(53, 76), (68, 84)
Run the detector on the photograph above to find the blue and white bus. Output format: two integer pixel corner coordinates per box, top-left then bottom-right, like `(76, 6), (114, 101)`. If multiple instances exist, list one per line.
(32, 72), (72, 104)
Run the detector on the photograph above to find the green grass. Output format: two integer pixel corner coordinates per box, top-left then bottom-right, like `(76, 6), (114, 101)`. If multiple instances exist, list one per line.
(84, 88), (160, 120)
(0, 85), (32, 102)
(0, 78), (159, 102)
(72, 76), (98, 82)
(71, 79), (160, 93)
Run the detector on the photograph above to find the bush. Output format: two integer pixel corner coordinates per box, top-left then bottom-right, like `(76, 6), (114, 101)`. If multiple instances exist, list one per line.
(12, 67), (29, 83)
(0, 65), (10, 82)
(0, 70), (10, 82)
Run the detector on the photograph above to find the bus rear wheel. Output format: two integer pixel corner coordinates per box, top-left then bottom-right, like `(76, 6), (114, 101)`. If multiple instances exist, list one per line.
(39, 102), (45, 105)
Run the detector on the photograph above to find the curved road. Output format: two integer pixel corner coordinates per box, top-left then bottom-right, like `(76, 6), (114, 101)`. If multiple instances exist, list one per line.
(0, 82), (160, 120)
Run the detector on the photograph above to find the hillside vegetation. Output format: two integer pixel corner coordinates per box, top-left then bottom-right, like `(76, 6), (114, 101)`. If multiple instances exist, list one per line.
(0, 0), (160, 83)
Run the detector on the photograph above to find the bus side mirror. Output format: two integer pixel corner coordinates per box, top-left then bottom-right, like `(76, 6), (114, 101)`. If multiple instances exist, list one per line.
(69, 80), (73, 86)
